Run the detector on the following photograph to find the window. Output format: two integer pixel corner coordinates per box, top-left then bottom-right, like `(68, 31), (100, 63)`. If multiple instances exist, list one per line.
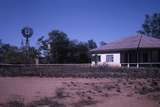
(91, 55), (101, 62)
(97, 55), (101, 62)
(106, 55), (114, 62)
(91, 55), (96, 61)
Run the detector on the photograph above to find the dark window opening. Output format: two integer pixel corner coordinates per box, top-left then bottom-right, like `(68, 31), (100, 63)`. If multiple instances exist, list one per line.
(106, 55), (114, 62)
(97, 55), (101, 62)
(91, 55), (96, 61)
(91, 55), (101, 62)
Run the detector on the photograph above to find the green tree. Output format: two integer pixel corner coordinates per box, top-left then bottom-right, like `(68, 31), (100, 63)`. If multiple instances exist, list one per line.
(138, 13), (160, 39)
(24, 47), (39, 64)
(37, 30), (97, 63)
(77, 42), (90, 63)
(37, 36), (50, 63)
(0, 43), (21, 64)
(67, 40), (79, 63)
(0, 39), (3, 63)
(0, 39), (38, 64)
(99, 41), (107, 46)
(37, 36), (49, 57)
(87, 39), (97, 49)
(48, 30), (70, 63)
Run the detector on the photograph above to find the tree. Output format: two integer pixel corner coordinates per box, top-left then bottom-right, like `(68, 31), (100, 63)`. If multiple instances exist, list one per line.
(77, 42), (90, 63)
(99, 41), (107, 46)
(37, 30), (97, 63)
(0, 39), (3, 63)
(67, 40), (79, 63)
(0, 39), (2, 46)
(87, 39), (97, 49)
(48, 30), (70, 63)
(0, 39), (38, 64)
(26, 47), (39, 63)
(37, 36), (49, 57)
(0, 43), (22, 64)
(138, 13), (160, 39)
(37, 36), (50, 63)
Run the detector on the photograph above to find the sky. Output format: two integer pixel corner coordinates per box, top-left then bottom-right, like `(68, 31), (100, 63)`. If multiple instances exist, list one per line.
(0, 0), (160, 47)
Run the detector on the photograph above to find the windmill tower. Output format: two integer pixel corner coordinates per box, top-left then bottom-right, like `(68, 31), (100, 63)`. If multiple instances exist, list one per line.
(20, 39), (24, 49)
(21, 27), (33, 50)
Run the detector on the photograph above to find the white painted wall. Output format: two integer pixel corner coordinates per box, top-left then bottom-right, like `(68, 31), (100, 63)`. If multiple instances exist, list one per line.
(91, 53), (121, 67)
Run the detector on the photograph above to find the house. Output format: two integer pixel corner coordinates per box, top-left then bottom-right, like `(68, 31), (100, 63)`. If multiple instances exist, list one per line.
(90, 35), (160, 68)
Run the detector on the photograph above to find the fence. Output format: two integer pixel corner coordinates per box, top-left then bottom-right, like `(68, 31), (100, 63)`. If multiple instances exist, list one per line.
(0, 64), (91, 74)
(0, 64), (160, 78)
(121, 63), (160, 68)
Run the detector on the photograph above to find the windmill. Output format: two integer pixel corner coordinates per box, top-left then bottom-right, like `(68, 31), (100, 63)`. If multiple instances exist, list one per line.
(21, 27), (33, 50)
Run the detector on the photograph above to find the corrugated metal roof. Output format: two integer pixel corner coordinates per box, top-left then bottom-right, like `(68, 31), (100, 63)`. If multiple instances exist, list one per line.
(90, 35), (160, 53)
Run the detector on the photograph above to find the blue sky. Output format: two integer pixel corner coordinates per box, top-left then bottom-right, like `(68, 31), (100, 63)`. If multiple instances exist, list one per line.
(0, 0), (160, 47)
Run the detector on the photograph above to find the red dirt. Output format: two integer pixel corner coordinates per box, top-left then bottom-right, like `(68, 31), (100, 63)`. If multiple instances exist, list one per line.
(0, 77), (160, 107)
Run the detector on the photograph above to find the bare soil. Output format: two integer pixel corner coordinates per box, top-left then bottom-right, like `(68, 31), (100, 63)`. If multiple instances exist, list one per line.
(0, 77), (160, 107)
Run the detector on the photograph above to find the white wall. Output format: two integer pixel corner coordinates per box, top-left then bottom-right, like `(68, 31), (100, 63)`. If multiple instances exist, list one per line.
(92, 53), (121, 67)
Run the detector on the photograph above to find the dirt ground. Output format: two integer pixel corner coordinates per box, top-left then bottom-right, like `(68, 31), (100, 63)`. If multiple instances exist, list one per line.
(0, 77), (160, 107)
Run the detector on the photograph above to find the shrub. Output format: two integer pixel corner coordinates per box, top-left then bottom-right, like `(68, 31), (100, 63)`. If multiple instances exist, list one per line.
(0, 64), (160, 78)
